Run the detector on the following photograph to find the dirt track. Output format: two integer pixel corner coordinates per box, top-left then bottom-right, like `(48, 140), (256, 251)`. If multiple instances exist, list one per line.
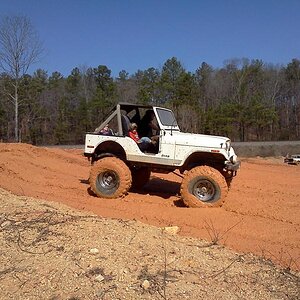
(0, 143), (299, 270)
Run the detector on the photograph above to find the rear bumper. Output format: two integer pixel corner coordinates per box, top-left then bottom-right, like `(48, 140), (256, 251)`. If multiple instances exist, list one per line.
(284, 158), (299, 164)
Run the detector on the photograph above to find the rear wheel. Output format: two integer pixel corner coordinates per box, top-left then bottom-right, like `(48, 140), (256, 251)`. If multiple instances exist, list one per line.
(131, 167), (151, 189)
(89, 157), (132, 198)
(181, 166), (228, 208)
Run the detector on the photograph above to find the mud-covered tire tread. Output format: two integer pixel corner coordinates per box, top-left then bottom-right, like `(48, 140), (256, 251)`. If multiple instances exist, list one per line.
(89, 157), (132, 198)
(180, 165), (228, 208)
(131, 167), (151, 189)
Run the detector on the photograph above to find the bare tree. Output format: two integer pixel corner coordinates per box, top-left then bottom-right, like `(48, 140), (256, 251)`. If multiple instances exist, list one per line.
(0, 15), (43, 141)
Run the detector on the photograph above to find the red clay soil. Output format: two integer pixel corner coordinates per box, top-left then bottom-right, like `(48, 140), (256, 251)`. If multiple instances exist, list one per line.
(0, 143), (299, 270)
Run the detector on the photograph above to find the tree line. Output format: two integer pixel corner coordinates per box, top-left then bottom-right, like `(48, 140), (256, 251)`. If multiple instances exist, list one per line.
(0, 57), (300, 145)
(0, 17), (299, 145)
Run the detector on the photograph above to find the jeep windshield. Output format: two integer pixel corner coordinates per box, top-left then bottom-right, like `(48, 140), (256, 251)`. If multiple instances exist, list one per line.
(155, 108), (179, 128)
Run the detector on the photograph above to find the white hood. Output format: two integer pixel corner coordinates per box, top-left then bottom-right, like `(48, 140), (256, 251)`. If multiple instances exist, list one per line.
(172, 131), (229, 149)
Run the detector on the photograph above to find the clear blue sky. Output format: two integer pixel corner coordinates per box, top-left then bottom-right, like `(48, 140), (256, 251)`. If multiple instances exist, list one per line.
(1, 0), (300, 77)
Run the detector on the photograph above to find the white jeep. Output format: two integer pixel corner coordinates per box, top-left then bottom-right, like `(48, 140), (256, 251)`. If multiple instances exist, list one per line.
(284, 154), (300, 165)
(84, 103), (240, 207)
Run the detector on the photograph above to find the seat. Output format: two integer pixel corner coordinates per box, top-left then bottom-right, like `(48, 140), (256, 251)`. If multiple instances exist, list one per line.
(121, 114), (131, 136)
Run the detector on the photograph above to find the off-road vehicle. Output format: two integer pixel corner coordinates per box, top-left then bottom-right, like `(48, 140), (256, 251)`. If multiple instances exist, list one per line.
(284, 154), (300, 165)
(84, 103), (240, 207)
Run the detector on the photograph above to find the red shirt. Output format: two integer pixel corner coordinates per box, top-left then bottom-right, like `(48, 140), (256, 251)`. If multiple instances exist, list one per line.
(129, 130), (139, 142)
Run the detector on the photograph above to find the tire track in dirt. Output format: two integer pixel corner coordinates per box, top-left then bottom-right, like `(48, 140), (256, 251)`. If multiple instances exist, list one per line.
(0, 143), (299, 270)
(223, 207), (299, 226)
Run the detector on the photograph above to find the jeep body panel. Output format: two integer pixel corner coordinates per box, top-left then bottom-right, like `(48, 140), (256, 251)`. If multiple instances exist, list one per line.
(85, 129), (238, 170)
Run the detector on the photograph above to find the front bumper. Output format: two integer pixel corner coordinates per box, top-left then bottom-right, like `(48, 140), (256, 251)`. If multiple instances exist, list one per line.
(225, 160), (241, 171)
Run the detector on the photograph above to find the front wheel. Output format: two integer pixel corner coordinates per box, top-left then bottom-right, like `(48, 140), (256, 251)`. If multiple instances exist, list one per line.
(180, 166), (228, 208)
(89, 157), (132, 198)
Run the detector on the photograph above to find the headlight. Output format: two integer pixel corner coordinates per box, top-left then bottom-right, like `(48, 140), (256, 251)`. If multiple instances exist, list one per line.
(221, 140), (231, 151)
(225, 140), (231, 151)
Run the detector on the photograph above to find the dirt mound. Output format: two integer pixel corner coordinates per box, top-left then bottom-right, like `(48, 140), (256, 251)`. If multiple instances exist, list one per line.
(1, 189), (299, 299)
(0, 143), (299, 271)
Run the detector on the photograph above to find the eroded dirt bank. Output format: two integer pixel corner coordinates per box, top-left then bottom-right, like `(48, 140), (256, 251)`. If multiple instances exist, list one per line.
(1, 189), (299, 300)
(0, 143), (299, 270)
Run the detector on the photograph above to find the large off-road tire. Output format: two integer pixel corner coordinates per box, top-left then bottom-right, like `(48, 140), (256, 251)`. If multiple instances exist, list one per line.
(180, 166), (228, 208)
(131, 167), (151, 189)
(89, 157), (132, 198)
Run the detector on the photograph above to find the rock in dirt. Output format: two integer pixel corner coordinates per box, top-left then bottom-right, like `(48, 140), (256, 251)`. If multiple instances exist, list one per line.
(163, 226), (180, 235)
(95, 274), (105, 282)
(89, 248), (100, 254)
(141, 279), (150, 290)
